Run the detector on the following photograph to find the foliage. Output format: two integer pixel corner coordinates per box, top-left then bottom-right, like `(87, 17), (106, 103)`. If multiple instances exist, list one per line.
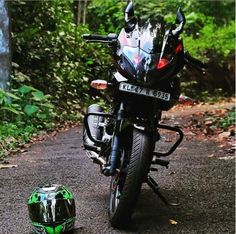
(0, 85), (55, 158)
(11, 0), (235, 108)
(87, 0), (235, 95)
(184, 20), (235, 59)
(87, 0), (126, 32)
(180, 81), (228, 102)
(0, 122), (37, 158)
(88, 0), (234, 31)
(0, 86), (55, 127)
(1, 0), (111, 157)
(11, 0), (111, 115)
(2, 0), (234, 158)
(218, 107), (235, 130)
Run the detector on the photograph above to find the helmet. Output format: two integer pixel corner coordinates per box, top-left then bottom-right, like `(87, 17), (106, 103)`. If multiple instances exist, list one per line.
(28, 184), (76, 234)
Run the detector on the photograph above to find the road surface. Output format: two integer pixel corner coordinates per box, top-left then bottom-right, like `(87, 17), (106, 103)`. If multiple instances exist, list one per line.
(0, 106), (234, 234)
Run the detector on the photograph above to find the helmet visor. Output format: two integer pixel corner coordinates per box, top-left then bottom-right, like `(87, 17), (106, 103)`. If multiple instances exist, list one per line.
(28, 199), (75, 224)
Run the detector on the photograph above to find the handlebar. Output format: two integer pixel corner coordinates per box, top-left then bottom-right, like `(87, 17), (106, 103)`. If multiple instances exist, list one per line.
(185, 52), (208, 74)
(82, 33), (117, 44)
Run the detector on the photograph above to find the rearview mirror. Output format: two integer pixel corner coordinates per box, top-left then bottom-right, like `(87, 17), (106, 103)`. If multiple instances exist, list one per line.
(175, 8), (186, 25)
(125, 1), (134, 21)
(124, 1), (137, 33)
(172, 8), (186, 36)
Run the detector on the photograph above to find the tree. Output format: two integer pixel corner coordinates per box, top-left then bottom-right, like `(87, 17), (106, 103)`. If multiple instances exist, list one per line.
(73, 0), (88, 25)
(0, 0), (11, 90)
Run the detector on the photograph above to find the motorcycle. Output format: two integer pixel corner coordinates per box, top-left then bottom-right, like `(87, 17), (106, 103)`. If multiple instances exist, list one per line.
(82, 1), (207, 229)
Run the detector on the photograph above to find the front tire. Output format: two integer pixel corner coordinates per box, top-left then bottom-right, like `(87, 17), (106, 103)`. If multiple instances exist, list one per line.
(109, 128), (153, 228)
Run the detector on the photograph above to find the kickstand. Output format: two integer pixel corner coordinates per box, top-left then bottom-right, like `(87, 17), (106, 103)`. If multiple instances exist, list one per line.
(146, 175), (179, 206)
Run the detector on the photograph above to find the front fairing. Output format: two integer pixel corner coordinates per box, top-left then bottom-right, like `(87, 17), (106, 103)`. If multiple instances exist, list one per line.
(117, 19), (183, 85)
(121, 46), (159, 82)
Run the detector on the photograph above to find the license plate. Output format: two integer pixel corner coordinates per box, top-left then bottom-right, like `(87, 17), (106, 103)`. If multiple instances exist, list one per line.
(119, 82), (171, 101)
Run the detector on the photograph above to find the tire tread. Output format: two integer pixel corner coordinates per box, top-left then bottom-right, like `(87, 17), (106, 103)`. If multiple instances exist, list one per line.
(110, 128), (153, 228)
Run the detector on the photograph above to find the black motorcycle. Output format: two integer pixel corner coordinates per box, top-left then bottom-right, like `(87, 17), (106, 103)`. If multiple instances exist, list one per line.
(83, 1), (206, 229)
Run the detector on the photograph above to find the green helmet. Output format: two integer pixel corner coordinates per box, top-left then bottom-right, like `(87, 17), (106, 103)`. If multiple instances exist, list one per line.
(28, 184), (76, 234)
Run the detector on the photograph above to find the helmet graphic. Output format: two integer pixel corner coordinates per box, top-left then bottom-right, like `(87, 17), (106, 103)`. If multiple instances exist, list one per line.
(28, 184), (76, 234)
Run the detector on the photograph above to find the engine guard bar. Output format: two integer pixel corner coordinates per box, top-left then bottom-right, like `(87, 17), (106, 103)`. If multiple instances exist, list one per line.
(153, 124), (184, 157)
(84, 112), (115, 146)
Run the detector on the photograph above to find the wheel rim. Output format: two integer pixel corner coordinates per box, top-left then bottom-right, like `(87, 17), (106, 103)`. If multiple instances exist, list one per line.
(109, 172), (121, 215)
(109, 150), (128, 216)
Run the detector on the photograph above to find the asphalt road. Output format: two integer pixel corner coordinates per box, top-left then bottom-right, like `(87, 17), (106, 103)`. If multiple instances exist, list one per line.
(0, 114), (235, 233)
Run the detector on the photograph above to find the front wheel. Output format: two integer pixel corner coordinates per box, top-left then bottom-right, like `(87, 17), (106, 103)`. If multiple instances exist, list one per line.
(109, 128), (153, 228)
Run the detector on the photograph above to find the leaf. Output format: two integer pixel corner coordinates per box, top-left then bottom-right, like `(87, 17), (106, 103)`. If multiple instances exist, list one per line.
(38, 103), (54, 109)
(24, 105), (38, 116)
(37, 113), (47, 119)
(59, 31), (65, 36)
(169, 219), (178, 225)
(0, 164), (18, 169)
(86, 60), (94, 65)
(1, 107), (21, 115)
(5, 91), (20, 100)
(18, 85), (33, 94)
(218, 131), (231, 139)
(14, 72), (31, 82)
(12, 62), (19, 68)
(3, 96), (11, 105)
(219, 156), (235, 160)
(32, 91), (45, 101)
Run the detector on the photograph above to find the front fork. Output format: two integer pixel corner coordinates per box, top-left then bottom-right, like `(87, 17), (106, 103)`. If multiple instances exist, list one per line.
(109, 102), (124, 175)
(109, 103), (160, 175)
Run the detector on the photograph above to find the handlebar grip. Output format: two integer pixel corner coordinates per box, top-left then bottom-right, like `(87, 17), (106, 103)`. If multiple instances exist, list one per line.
(82, 34), (110, 41)
(82, 34), (117, 45)
(185, 53), (208, 69)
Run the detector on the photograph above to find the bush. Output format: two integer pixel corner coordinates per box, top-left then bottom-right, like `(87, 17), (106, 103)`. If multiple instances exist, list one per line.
(87, 0), (235, 96)
(0, 86), (55, 127)
(218, 107), (235, 130)
(0, 85), (55, 158)
(11, 0), (111, 115)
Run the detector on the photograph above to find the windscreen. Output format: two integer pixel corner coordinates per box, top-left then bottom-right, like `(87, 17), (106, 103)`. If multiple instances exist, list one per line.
(118, 18), (166, 54)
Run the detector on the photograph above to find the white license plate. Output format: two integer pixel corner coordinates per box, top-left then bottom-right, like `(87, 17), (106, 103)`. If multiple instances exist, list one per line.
(119, 82), (171, 101)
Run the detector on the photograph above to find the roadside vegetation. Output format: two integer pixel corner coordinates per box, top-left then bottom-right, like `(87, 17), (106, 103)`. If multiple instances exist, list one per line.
(0, 0), (235, 158)
(218, 107), (235, 130)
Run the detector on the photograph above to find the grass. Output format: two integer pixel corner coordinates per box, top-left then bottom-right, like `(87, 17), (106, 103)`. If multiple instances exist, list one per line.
(0, 122), (38, 158)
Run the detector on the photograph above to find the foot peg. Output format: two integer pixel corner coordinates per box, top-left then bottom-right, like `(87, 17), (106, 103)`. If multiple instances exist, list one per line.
(152, 157), (169, 168)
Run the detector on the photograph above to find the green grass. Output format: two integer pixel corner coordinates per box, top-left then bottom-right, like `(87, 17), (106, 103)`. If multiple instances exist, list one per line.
(0, 116), (80, 159)
(0, 122), (38, 158)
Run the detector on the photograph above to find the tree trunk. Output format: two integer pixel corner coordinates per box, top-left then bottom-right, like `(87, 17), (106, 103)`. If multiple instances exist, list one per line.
(82, 0), (88, 24)
(73, 0), (89, 25)
(0, 0), (11, 90)
(77, 0), (82, 24)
